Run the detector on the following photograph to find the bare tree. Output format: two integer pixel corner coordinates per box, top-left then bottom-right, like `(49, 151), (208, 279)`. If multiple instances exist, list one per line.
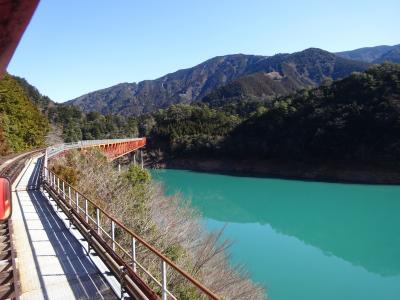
(51, 150), (265, 299)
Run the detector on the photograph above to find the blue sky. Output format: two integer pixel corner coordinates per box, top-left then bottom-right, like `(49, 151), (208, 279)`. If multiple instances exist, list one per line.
(7, 0), (400, 102)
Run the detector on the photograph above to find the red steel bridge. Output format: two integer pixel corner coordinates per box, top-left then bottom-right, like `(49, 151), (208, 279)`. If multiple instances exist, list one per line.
(46, 138), (147, 162)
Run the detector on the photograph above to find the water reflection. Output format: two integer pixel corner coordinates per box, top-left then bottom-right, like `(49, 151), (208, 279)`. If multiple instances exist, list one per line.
(153, 169), (400, 277)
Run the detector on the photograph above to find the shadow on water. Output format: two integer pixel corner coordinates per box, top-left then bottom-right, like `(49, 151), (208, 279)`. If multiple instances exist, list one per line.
(153, 169), (400, 278)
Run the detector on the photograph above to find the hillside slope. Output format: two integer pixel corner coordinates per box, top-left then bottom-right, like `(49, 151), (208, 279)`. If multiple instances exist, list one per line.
(0, 74), (49, 154)
(68, 54), (264, 115)
(336, 44), (400, 63)
(12, 75), (56, 114)
(373, 46), (400, 64)
(144, 63), (400, 181)
(202, 71), (300, 106)
(202, 48), (368, 106)
(68, 48), (369, 116)
(226, 63), (400, 162)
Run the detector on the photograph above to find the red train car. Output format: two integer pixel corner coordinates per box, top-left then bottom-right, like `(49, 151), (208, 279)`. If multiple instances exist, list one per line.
(0, 178), (12, 220)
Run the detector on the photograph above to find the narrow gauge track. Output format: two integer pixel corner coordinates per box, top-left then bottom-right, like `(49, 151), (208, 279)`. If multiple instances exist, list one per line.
(0, 149), (43, 300)
(0, 155), (18, 170)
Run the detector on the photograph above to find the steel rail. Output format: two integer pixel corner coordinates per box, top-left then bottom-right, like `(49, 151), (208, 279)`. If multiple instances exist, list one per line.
(0, 149), (44, 176)
(42, 166), (220, 300)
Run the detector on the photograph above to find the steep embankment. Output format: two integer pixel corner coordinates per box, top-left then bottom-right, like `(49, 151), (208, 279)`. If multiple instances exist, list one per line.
(0, 74), (49, 155)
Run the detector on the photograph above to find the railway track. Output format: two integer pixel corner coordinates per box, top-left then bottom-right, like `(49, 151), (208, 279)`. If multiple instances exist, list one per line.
(0, 150), (43, 300)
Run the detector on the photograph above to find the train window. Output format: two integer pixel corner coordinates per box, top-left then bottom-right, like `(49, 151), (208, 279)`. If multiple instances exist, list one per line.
(0, 177), (12, 221)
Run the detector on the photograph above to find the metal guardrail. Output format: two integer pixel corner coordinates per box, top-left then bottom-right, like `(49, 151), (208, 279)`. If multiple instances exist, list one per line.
(42, 166), (220, 300)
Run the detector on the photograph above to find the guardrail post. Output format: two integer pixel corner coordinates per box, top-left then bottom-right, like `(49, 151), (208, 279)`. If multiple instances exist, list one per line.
(76, 192), (79, 213)
(68, 186), (71, 206)
(62, 181), (65, 200)
(85, 199), (88, 223)
(57, 177), (60, 194)
(44, 150), (48, 179)
(133, 153), (136, 166)
(161, 260), (167, 300)
(132, 237), (137, 272)
(118, 266), (126, 299)
(96, 208), (100, 234)
(111, 221), (115, 251)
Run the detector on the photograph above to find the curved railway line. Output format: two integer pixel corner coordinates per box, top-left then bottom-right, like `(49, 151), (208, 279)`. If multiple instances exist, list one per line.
(0, 149), (43, 300)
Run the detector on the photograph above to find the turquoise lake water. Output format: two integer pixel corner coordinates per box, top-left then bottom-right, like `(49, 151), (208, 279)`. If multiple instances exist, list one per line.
(151, 169), (400, 300)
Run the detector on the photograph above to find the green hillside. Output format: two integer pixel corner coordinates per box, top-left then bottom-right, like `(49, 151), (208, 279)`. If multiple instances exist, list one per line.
(0, 74), (50, 154)
(144, 63), (400, 165)
(47, 105), (139, 142)
(12, 75), (55, 114)
(226, 63), (400, 161)
(4, 76), (139, 144)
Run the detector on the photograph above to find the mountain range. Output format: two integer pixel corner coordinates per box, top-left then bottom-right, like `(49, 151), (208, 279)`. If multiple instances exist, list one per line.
(67, 44), (399, 116)
(336, 44), (400, 63)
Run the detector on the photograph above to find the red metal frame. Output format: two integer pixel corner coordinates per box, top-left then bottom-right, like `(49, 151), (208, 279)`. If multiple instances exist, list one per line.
(84, 138), (146, 161)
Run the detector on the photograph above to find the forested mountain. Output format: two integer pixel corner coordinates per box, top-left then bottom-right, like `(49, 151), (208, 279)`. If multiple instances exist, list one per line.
(226, 63), (400, 161)
(68, 54), (264, 115)
(12, 75), (56, 114)
(202, 71), (299, 107)
(373, 46), (400, 64)
(144, 63), (400, 166)
(201, 46), (400, 108)
(0, 74), (50, 154)
(0, 75), (140, 154)
(68, 48), (369, 116)
(336, 44), (400, 63)
(47, 105), (138, 142)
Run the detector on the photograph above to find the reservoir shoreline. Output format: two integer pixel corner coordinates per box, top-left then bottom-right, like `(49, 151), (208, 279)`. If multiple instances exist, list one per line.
(151, 156), (400, 185)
